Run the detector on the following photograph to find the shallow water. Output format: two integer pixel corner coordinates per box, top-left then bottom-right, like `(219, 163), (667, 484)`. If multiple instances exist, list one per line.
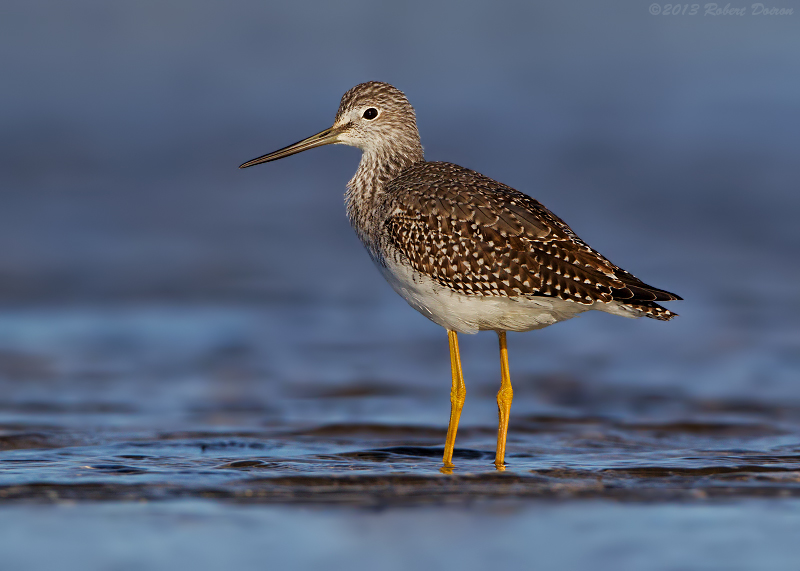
(3, 500), (800, 571)
(2, 306), (800, 571)
(0, 500), (800, 571)
(1, 305), (799, 509)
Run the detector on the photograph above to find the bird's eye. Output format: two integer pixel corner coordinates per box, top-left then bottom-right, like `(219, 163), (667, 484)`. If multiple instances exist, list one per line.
(363, 107), (378, 120)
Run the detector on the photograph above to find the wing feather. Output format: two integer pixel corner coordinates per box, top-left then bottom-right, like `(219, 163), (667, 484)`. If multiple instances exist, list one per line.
(382, 162), (681, 309)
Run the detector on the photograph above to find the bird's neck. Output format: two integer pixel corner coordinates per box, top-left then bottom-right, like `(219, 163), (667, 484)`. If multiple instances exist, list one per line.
(345, 142), (424, 249)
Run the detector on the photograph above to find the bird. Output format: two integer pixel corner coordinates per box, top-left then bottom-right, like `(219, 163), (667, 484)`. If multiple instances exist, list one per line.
(239, 81), (681, 470)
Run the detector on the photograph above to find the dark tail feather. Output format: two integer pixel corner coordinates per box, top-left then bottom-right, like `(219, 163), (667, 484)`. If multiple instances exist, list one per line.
(624, 301), (678, 321)
(610, 268), (682, 304)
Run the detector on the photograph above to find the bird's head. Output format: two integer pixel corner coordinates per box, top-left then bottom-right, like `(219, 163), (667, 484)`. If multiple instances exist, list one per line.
(239, 81), (423, 169)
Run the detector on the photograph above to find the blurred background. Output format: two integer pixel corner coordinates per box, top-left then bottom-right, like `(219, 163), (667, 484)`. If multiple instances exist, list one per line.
(1, 0), (797, 423)
(2, 1), (800, 569)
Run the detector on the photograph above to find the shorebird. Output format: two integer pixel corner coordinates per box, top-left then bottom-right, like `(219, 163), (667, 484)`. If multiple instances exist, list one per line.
(240, 82), (680, 470)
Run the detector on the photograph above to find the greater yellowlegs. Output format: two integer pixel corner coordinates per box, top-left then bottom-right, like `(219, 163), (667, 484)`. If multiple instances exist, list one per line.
(240, 81), (681, 470)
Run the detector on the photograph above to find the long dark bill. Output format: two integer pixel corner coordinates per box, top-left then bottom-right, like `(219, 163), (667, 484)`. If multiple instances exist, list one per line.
(239, 125), (343, 169)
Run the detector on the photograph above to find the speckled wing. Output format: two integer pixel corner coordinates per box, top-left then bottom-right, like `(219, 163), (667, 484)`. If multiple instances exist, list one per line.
(382, 162), (680, 320)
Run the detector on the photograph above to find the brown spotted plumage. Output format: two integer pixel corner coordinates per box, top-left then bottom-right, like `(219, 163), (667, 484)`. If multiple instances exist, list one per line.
(381, 161), (680, 320)
(239, 81), (681, 469)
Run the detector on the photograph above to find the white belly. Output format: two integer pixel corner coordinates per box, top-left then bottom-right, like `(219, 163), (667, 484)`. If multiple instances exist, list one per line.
(377, 254), (637, 334)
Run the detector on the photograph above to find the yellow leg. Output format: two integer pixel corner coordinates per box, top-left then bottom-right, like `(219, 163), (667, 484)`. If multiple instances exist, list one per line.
(495, 330), (513, 470)
(442, 330), (466, 469)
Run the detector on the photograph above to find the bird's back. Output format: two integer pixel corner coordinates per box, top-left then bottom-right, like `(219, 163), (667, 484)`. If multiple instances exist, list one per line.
(377, 161), (680, 322)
